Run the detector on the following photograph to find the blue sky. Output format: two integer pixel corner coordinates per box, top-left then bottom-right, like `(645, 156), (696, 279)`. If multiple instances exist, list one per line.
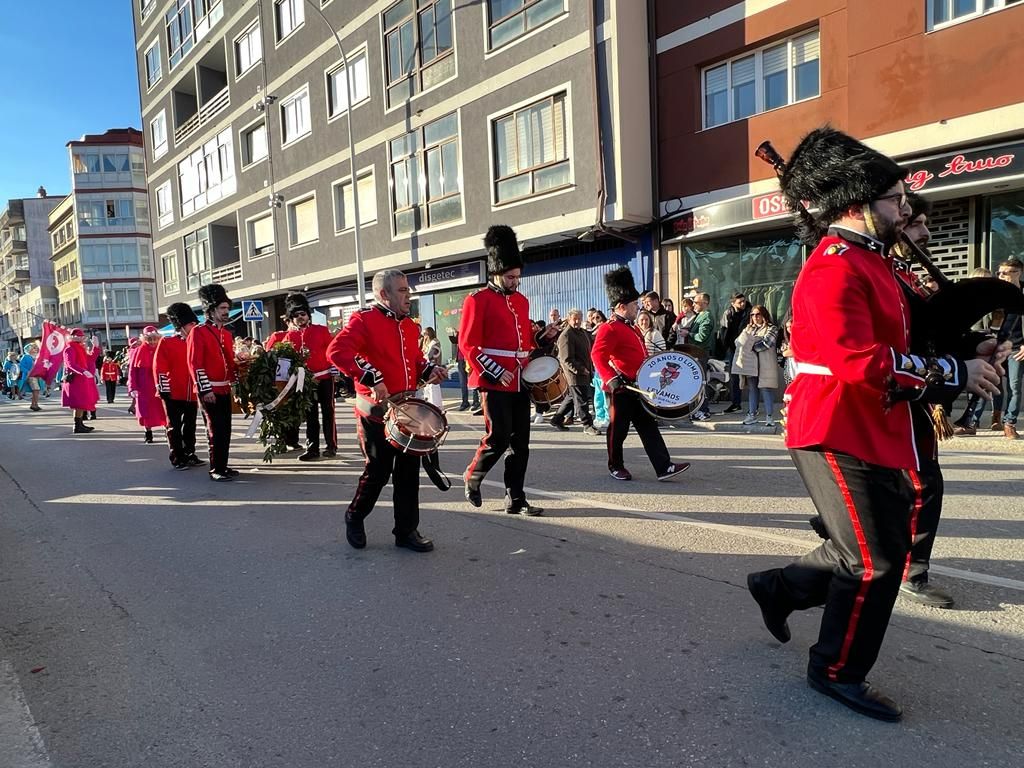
(0, 1), (143, 203)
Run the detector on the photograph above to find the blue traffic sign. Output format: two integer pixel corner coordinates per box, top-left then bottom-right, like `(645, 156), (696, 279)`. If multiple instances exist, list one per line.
(242, 300), (264, 322)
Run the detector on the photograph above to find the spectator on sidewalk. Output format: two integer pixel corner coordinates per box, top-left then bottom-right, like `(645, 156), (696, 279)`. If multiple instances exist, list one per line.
(642, 291), (676, 348)
(718, 292), (750, 414)
(732, 305), (780, 426)
(4, 351), (22, 399)
(663, 298), (676, 319)
(996, 258), (1023, 440)
(955, 267), (1003, 433)
(636, 310), (667, 356)
(550, 308), (601, 435)
(672, 298), (697, 347)
(447, 328), (478, 412)
(689, 293), (716, 421)
(420, 326), (444, 410)
(19, 343), (42, 411)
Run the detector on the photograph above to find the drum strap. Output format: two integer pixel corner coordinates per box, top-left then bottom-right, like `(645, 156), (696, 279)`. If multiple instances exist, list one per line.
(794, 362), (833, 376)
(422, 452), (451, 492)
(481, 348), (530, 358)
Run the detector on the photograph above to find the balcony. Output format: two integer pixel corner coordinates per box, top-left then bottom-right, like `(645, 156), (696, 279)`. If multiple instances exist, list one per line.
(211, 261), (242, 284)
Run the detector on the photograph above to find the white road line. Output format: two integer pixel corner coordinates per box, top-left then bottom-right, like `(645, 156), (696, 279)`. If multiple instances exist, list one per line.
(482, 480), (1024, 593)
(0, 659), (51, 767)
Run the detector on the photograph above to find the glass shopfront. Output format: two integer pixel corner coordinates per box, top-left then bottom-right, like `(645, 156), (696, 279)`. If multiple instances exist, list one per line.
(988, 190), (1024, 269)
(681, 230), (804, 324)
(432, 287), (474, 364)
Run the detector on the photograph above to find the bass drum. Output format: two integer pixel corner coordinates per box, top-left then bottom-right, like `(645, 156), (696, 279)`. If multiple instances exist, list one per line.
(384, 397), (450, 455)
(634, 351), (706, 420)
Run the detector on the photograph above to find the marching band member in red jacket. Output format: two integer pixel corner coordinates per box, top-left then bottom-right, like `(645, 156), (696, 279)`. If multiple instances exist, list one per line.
(460, 225), (555, 516)
(327, 269), (447, 553)
(746, 128), (1002, 723)
(155, 303), (202, 471)
(187, 284), (237, 482)
(265, 293), (337, 461)
(591, 267), (689, 483)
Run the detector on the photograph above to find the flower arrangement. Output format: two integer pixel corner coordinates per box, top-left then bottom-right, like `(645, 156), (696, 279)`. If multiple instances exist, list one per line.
(236, 341), (315, 462)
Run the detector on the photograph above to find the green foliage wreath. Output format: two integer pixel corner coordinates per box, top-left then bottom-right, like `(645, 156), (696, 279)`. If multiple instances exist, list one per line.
(237, 342), (316, 462)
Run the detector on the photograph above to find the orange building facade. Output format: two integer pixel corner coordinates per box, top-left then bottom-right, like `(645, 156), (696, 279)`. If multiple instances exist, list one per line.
(654, 0), (1024, 320)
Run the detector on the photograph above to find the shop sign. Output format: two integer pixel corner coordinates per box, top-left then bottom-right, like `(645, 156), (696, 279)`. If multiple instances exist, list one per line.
(903, 140), (1024, 193)
(408, 261), (485, 293)
(751, 191), (789, 220)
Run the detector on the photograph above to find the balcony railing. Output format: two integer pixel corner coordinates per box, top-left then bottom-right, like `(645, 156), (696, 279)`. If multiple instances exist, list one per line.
(210, 261), (242, 284)
(174, 86), (230, 146)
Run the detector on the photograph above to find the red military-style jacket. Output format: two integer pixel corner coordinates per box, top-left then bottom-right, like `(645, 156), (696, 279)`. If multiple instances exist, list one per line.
(187, 321), (236, 396)
(459, 283), (536, 392)
(153, 335), (195, 402)
(591, 313), (648, 391)
(785, 227), (966, 470)
(327, 303), (440, 409)
(100, 361), (120, 383)
(266, 323), (335, 379)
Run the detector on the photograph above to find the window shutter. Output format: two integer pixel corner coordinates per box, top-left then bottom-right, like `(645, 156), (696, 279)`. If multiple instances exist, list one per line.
(762, 43), (788, 74)
(292, 198), (317, 244)
(705, 64), (728, 94)
(731, 55), (755, 85)
(252, 215), (274, 250)
(793, 31), (820, 65)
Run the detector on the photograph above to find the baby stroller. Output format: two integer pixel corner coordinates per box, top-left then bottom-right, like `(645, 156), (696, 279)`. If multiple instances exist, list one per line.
(705, 358), (730, 404)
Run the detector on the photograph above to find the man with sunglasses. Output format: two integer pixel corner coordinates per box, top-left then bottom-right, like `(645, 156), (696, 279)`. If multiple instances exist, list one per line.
(745, 128), (1002, 722)
(266, 293), (338, 460)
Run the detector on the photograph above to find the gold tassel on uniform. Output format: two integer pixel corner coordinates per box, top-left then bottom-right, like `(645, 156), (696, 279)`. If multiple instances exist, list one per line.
(932, 404), (955, 441)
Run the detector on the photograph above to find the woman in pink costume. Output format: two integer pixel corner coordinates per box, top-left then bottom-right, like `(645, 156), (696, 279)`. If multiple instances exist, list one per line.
(127, 326), (168, 443)
(62, 329), (102, 434)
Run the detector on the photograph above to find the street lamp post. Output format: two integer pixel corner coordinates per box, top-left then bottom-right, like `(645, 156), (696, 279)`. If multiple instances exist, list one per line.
(101, 282), (112, 350)
(303, 1), (366, 308)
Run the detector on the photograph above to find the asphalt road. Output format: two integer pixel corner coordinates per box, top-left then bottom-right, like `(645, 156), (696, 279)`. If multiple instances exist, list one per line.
(1, 393), (1022, 768)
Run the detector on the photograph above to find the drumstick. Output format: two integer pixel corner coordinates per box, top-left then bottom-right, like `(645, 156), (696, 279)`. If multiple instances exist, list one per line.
(624, 384), (657, 399)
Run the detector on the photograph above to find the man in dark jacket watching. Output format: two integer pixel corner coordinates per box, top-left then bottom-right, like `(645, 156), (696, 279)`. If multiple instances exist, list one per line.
(550, 308), (601, 435)
(643, 291), (676, 348)
(718, 292), (750, 413)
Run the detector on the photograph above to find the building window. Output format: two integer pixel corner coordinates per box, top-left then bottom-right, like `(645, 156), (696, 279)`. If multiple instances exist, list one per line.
(702, 29), (820, 129)
(78, 199), (135, 228)
(389, 112), (461, 234)
(151, 111), (168, 160)
(487, 0), (564, 50)
(280, 86), (311, 146)
(333, 169), (378, 232)
(493, 93), (569, 204)
(287, 195), (319, 247)
(326, 48), (370, 118)
(165, 0), (195, 69)
(155, 181), (174, 229)
(145, 39), (162, 87)
(235, 20), (262, 76)
(162, 252), (180, 295)
(81, 242), (143, 277)
(241, 121), (268, 166)
(248, 214), (275, 259)
(185, 226), (211, 291)
(275, 0), (304, 42)
(141, 0), (156, 19)
(929, 0), (1022, 29)
(383, 0), (454, 108)
(178, 128), (235, 217)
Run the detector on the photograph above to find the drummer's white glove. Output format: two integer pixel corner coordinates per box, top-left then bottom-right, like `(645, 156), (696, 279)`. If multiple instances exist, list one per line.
(371, 382), (390, 402)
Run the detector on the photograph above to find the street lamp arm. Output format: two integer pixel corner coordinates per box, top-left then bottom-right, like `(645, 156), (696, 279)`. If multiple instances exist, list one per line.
(303, 0), (366, 309)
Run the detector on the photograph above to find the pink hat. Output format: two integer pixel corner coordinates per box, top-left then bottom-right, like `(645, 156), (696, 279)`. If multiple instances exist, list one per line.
(143, 325), (159, 335)
(69, 328), (85, 339)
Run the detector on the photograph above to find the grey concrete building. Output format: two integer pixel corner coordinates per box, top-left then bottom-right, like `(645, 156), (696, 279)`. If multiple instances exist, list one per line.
(0, 193), (64, 351)
(132, 0), (653, 357)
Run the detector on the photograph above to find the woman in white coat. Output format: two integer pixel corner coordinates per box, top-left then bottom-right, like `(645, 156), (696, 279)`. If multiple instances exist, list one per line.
(420, 326), (445, 410)
(731, 305), (780, 426)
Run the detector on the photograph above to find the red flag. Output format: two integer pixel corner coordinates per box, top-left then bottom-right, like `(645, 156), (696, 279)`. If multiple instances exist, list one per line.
(30, 321), (69, 384)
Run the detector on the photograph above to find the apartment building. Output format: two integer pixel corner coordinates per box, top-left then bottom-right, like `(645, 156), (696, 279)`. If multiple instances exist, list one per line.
(654, 0), (1024, 319)
(47, 129), (160, 348)
(0, 192), (63, 350)
(133, 0), (654, 359)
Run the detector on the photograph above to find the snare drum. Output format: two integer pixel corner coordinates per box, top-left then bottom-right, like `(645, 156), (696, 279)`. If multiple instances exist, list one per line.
(384, 397), (449, 455)
(521, 355), (568, 406)
(634, 351), (706, 420)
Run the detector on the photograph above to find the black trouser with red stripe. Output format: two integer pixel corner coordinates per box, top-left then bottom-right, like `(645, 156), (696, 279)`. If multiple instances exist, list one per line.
(756, 448), (916, 683)
(305, 377), (337, 452)
(347, 414), (420, 537)
(606, 388), (671, 474)
(201, 393), (233, 475)
(465, 390), (531, 505)
(161, 395), (198, 466)
(905, 454), (943, 584)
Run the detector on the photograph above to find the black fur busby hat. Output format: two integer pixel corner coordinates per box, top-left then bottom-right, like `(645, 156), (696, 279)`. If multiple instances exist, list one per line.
(166, 302), (198, 331)
(604, 266), (641, 307)
(780, 127), (906, 245)
(284, 292), (311, 318)
(197, 283), (231, 311)
(484, 225), (523, 275)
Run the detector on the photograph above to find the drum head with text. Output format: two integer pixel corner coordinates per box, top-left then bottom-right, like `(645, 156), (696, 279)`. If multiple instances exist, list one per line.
(522, 355), (560, 383)
(636, 352), (705, 411)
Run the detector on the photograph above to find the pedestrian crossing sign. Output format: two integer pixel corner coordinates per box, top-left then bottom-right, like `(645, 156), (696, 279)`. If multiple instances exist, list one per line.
(242, 300), (264, 322)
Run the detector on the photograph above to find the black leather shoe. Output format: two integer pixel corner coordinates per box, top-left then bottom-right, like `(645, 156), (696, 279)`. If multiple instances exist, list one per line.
(209, 472), (233, 482)
(395, 530), (434, 552)
(465, 483), (482, 508)
(187, 455), (205, 467)
(345, 516), (366, 549)
(506, 501), (544, 516)
(723, 404), (742, 414)
(807, 670), (903, 722)
(899, 579), (954, 608)
(746, 571), (791, 643)
(322, 448), (337, 458)
(298, 450), (320, 462)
